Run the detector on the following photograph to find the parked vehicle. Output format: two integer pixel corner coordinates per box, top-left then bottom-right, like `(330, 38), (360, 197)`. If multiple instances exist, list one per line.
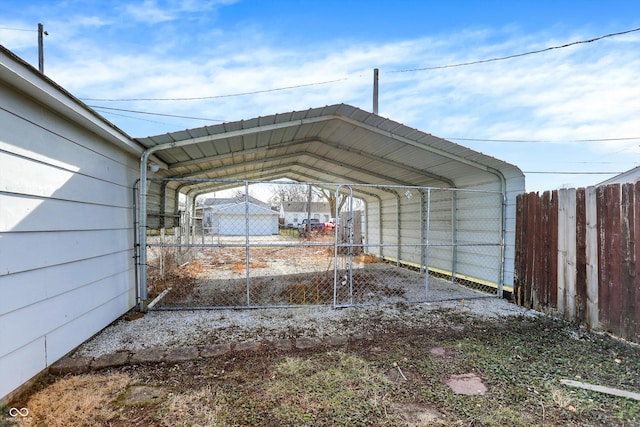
(298, 218), (325, 237)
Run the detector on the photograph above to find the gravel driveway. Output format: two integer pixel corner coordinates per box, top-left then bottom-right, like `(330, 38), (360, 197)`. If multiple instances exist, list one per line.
(72, 297), (538, 359)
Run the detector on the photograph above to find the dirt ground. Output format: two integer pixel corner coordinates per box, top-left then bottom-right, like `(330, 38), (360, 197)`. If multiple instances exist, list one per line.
(147, 234), (498, 309)
(4, 307), (640, 426)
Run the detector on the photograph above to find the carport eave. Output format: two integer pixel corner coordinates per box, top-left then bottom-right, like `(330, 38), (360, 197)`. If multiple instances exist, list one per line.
(136, 105), (522, 192)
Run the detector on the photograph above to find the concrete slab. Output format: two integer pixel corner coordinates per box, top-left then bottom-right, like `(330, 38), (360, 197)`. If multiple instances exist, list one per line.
(165, 346), (199, 362)
(324, 335), (348, 347)
(235, 341), (262, 352)
(91, 352), (130, 370)
(272, 339), (292, 351)
(130, 347), (166, 364)
(295, 337), (323, 349)
(200, 343), (231, 358)
(49, 356), (92, 375)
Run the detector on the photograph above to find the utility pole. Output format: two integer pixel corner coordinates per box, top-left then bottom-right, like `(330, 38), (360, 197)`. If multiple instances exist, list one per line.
(373, 68), (379, 115)
(38, 23), (47, 73)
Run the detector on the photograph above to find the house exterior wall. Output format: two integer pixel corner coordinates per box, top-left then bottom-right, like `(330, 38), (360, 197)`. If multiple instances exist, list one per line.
(204, 203), (279, 235)
(0, 76), (139, 401)
(282, 210), (332, 227)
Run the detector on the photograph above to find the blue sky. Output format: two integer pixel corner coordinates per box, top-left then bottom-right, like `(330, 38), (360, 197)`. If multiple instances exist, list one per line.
(2, 0), (640, 191)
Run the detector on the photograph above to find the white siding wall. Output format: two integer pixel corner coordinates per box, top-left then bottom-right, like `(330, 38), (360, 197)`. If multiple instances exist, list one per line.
(0, 83), (139, 401)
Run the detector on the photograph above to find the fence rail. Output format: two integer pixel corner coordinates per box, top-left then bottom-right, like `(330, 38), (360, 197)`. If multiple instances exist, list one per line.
(515, 183), (639, 344)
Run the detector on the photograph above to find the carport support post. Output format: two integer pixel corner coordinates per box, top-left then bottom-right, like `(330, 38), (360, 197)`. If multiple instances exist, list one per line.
(245, 181), (250, 306)
(138, 152), (150, 311)
(138, 146), (164, 311)
(424, 188), (431, 301)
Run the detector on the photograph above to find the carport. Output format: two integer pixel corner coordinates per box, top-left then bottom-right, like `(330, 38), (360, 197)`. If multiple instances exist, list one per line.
(135, 104), (524, 310)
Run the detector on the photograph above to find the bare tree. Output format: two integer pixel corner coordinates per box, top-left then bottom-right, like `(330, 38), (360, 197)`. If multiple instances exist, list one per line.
(268, 182), (309, 207)
(314, 186), (348, 217)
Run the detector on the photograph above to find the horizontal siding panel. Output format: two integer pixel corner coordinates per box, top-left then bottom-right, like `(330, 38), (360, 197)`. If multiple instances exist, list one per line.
(0, 90), (139, 180)
(0, 337), (45, 401)
(0, 193), (132, 232)
(0, 228), (133, 275)
(45, 291), (132, 364)
(0, 251), (134, 315)
(0, 151), (132, 207)
(0, 269), (132, 359)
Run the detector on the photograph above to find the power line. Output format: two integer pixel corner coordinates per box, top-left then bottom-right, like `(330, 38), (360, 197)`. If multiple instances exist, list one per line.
(79, 26), (640, 103)
(447, 137), (640, 143)
(390, 26), (640, 72)
(90, 105), (226, 122)
(82, 77), (350, 102)
(0, 26), (37, 32)
(523, 171), (621, 175)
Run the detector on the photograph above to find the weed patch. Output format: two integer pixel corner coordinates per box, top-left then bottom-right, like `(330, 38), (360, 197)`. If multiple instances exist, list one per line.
(5, 312), (640, 426)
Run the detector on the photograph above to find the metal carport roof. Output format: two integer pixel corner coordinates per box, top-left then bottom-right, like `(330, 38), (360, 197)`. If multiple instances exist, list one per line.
(135, 103), (524, 204)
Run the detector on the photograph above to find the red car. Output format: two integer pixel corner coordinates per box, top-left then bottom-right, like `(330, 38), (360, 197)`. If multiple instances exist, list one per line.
(324, 219), (336, 231)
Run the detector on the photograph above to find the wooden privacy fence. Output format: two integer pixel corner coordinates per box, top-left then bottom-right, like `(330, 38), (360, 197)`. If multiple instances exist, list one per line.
(515, 183), (639, 344)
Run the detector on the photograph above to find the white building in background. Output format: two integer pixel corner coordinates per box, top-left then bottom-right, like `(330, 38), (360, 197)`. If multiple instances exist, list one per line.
(202, 201), (279, 235)
(280, 201), (332, 227)
(598, 165), (640, 186)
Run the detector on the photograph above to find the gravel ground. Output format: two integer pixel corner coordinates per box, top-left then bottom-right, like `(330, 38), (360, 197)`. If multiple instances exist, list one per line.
(72, 297), (539, 359)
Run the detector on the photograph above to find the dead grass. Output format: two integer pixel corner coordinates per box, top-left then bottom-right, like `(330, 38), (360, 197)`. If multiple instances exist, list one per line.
(5, 312), (639, 426)
(230, 261), (268, 273)
(16, 373), (132, 427)
(147, 253), (203, 302)
(161, 385), (221, 426)
(354, 254), (381, 264)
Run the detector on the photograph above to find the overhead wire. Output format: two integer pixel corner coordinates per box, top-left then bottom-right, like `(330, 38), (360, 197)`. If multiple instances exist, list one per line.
(0, 26), (37, 32)
(389, 26), (640, 72)
(82, 77), (350, 102)
(80, 26), (640, 103)
(83, 24), (640, 175)
(90, 105), (226, 122)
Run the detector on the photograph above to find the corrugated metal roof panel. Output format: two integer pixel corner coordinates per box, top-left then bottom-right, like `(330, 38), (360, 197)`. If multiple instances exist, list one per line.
(136, 103), (524, 198)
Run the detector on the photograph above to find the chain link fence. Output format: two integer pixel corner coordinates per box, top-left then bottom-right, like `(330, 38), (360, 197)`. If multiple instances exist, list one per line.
(141, 180), (504, 309)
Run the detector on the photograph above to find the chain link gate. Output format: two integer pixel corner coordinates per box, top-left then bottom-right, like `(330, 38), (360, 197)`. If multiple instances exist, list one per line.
(332, 184), (504, 307)
(140, 179), (504, 310)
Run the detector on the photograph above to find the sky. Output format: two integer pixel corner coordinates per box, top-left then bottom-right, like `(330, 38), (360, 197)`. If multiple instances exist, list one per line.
(1, 0), (640, 192)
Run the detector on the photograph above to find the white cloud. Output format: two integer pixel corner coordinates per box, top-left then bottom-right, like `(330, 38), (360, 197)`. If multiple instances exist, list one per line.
(12, 12), (638, 190)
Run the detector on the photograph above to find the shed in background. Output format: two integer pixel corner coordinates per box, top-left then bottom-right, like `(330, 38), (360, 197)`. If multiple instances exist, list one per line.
(203, 201), (279, 236)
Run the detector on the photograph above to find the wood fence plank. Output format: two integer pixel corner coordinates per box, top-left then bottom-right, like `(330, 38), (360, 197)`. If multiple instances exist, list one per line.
(557, 190), (565, 314)
(533, 191), (543, 308)
(541, 191), (552, 308)
(514, 194), (524, 305)
(575, 188), (587, 323)
(585, 186), (599, 331)
(549, 190), (559, 308)
(525, 192), (538, 308)
(621, 183), (636, 342)
(607, 184), (622, 336)
(597, 185), (610, 331)
(635, 182), (640, 343)
(565, 188), (577, 321)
